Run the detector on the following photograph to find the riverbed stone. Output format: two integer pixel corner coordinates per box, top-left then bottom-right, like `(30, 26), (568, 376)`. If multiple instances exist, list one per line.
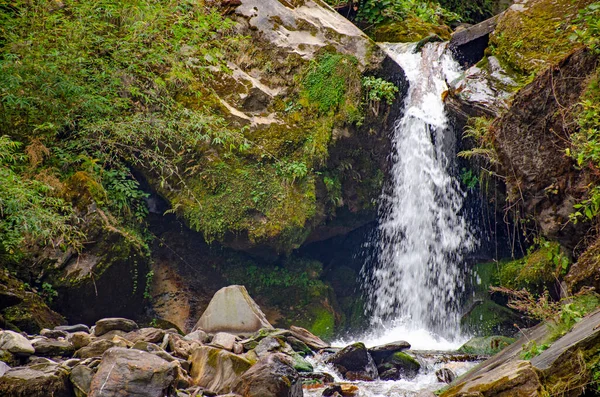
(385, 351), (421, 380)
(189, 345), (252, 394)
(325, 342), (378, 381)
(88, 347), (177, 397)
(56, 324), (90, 334)
(368, 341), (411, 363)
(436, 367), (456, 383)
(74, 338), (123, 359)
(70, 363), (95, 397)
(0, 362), (73, 397)
(234, 353), (302, 397)
(193, 285), (273, 335)
(40, 328), (68, 339)
(94, 317), (138, 336)
(32, 337), (75, 357)
(211, 332), (237, 351)
(289, 326), (329, 351)
(0, 330), (34, 356)
(123, 327), (165, 344)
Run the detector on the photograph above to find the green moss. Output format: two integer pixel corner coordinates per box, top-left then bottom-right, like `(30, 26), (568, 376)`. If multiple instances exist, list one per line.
(497, 241), (569, 292)
(490, 0), (596, 78)
(306, 306), (335, 341)
(370, 18), (452, 43)
(390, 352), (421, 369)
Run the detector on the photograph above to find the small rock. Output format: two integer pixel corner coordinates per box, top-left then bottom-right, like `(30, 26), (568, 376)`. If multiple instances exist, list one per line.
(436, 367), (456, 383)
(233, 342), (244, 354)
(32, 338), (75, 357)
(0, 361), (10, 377)
(300, 372), (335, 386)
(291, 352), (313, 372)
(0, 330), (35, 355)
(74, 339), (119, 359)
(211, 332), (237, 351)
(55, 324), (90, 333)
(368, 341), (411, 363)
(286, 336), (311, 355)
(71, 363), (96, 397)
(123, 327), (165, 344)
(94, 317), (138, 336)
(290, 326), (329, 351)
(322, 385), (342, 396)
(457, 336), (515, 356)
(184, 330), (210, 343)
(386, 351), (421, 380)
(40, 329), (68, 339)
(254, 336), (285, 357)
(69, 332), (93, 349)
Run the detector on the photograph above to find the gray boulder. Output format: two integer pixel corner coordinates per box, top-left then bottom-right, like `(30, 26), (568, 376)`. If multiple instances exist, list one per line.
(193, 285), (273, 335)
(0, 362), (73, 397)
(94, 318), (138, 336)
(88, 347), (177, 397)
(211, 332), (237, 351)
(0, 330), (34, 356)
(234, 353), (302, 397)
(70, 363), (96, 397)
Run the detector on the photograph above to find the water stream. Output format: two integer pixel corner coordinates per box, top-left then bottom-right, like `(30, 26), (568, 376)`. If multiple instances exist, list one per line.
(305, 42), (479, 396)
(362, 41), (476, 341)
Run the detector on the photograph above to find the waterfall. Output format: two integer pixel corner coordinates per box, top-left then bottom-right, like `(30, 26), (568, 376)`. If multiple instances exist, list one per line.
(361, 42), (476, 343)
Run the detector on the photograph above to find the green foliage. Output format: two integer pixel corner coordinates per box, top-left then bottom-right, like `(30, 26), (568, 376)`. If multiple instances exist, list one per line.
(436, 0), (494, 23)
(569, 2), (600, 54)
(496, 239), (570, 292)
(301, 53), (360, 115)
(521, 340), (550, 360)
(40, 282), (58, 304)
(143, 270), (154, 300)
(362, 76), (399, 116)
(590, 361), (600, 394)
(459, 116), (498, 165)
(489, 0), (593, 77)
(0, 136), (82, 262)
(357, 0), (459, 25)
(460, 168), (479, 191)
(568, 67), (600, 224)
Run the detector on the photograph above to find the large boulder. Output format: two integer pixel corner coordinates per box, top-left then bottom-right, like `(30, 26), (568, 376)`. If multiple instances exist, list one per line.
(325, 342), (378, 381)
(189, 345), (252, 394)
(88, 347), (177, 397)
(0, 362), (74, 397)
(32, 337), (76, 357)
(0, 330), (34, 356)
(193, 285), (273, 335)
(234, 353), (302, 397)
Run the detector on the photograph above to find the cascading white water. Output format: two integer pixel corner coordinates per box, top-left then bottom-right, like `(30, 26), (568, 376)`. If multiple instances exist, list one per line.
(362, 42), (476, 342)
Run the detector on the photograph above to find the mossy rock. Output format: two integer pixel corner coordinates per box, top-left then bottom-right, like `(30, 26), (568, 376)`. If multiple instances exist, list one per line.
(370, 18), (452, 43)
(457, 336), (516, 355)
(490, 0), (596, 78)
(292, 353), (314, 372)
(496, 242), (567, 292)
(461, 300), (523, 336)
(0, 270), (65, 334)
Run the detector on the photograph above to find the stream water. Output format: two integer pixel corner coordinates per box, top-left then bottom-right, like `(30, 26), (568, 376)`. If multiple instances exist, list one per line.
(306, 42), (478, 395)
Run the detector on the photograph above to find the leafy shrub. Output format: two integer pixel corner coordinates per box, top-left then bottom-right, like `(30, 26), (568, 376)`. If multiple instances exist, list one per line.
(357, 0), (459, 25)
(362, 76), (399, 116)
(0, 136), (82, 261)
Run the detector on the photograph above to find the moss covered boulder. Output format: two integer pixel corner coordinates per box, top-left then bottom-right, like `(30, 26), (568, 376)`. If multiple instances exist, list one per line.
(189, 345), (252, 394)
